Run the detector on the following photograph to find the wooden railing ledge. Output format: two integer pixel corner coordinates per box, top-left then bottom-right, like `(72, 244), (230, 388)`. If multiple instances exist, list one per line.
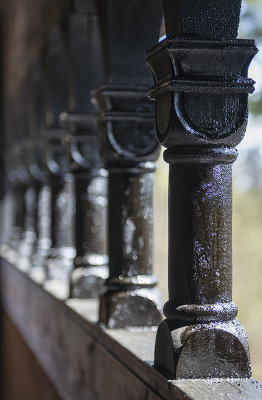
(1, 256), (262, 400)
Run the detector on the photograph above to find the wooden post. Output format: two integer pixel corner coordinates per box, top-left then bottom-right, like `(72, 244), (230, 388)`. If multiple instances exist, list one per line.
(18, 178), (37, 259)
(17, 79), (41, 260)
(147, 0), (258, 379)
(61, 4), (109, 298)
(91, 0), (163, 328)
(5, 157), (26, 250)
(27, 60), (52, 271)
(5, 83), (31, 254)
(42, 21), (76, 280)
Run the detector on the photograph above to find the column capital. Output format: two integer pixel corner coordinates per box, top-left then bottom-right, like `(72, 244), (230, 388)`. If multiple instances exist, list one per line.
(147, 38), (257, 148)
(91, 86), (160, 165)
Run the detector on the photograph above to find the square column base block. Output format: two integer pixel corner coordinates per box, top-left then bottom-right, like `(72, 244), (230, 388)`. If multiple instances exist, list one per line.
(155, 319), (251, 379)
(99, 288), (163, 329)
(70, 265), (109, 299)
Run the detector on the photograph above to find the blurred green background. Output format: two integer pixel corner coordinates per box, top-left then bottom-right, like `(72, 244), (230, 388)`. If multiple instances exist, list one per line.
(153, 0), (262, 381)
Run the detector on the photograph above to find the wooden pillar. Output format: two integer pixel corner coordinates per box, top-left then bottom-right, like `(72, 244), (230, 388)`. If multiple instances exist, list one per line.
(42, 19), (76, 280)
(18, 77), (42, 260)
(146, 0), (257, 379)
(61, 3), (109, 298)
(91, 0), (163, 328)
(5, 162), (26, 250)
(28, 60), (52, 271)
(5, 83), (31, 254)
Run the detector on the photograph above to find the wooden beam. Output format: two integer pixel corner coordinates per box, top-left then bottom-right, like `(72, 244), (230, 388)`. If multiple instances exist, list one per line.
(1, 258), (262, 399)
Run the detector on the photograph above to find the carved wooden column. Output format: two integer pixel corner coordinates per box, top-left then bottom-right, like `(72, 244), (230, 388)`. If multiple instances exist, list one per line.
(43, 21), (75, 281)
(18, 77), (42, 261)
(28, 60), (52, 272)
(16, 143), (37, 260)
(4, 147), (25, 250)
(5, 83), (32, 254)
(5, 154), (26, 250)
(147, 0), (257, 379)
(61, 2), (108, 298)
(91, 0), (163, 328)
(3, 153), (18, 248)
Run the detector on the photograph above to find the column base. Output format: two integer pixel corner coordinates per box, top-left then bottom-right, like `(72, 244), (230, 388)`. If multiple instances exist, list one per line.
(154, 319), (251, 379)
(18, 237), (36, 259)
(70, 265), (109, 298)
(31, 250), (49, 269)
(46, 253), (74, 282)
(99, 286), (163, 329)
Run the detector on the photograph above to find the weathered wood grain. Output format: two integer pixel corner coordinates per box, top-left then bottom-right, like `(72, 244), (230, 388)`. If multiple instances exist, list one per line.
(1, 258), (262, 400)
(172, 378), (262, 400)
(0, 259), (183, 400)
(1, 311), (62, 400)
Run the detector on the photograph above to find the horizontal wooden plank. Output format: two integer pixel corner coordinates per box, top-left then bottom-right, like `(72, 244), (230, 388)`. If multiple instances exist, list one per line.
(172, 378), (262, 400)
(1, 256), (262, 400)
(0, 258), (183, 400)
(1, 311), (62, 400)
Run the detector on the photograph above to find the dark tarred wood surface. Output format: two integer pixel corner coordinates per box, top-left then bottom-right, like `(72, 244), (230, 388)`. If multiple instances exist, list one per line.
(1, 259), (262, 399)
(1, 310), (61, 400)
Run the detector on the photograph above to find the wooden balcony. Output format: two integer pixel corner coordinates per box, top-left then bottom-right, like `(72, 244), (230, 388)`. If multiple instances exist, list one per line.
(1, 256), (262, 399)
(1, 0), (262, 399)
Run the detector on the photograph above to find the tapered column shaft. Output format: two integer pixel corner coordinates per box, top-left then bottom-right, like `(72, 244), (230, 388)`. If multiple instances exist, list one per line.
(12, 184), (27, 246)
(165, 148), (236, 322)
(35, 184), (52, 255)
(22, 186), (37, 254)
(108, 169), (154, 280)
(50, 180), (65, 252)
(7, 82), (33, 254)
(54, 176), (75, 252)
(74, 172), (107, 264)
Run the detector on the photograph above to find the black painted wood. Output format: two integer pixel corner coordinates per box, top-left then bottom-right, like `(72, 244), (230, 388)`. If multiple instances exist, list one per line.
(27, 60), (52, 270)
(42, 21), (76, 280)
(18, 70), (45, 261)
(163, 0), (241, 40)
(147, 0), (258, 380)
(4, 82), (32, 254)
(1, 258), (262, 400)
(91, 0), (164, 328)
(61, 5), (108, 298)
(1, 0), (261, 396)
